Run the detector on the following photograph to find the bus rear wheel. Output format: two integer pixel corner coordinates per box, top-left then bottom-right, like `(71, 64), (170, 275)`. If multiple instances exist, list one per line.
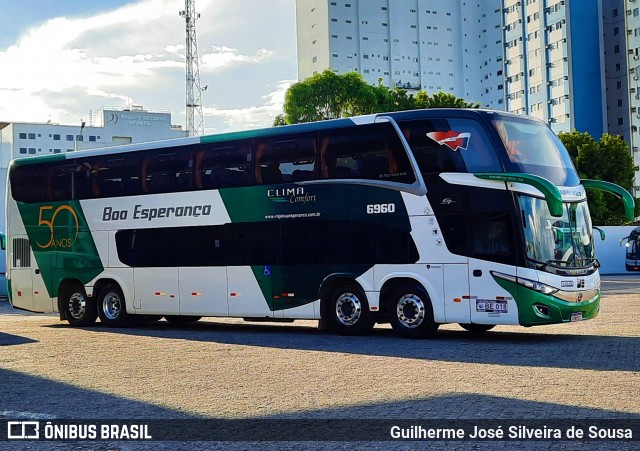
(62, 283), (97, 327)
(326, 283), (374, 336)
(388, 283), (438, 339)
(97, 283), (131, 327)
(459, 323), (495, 333)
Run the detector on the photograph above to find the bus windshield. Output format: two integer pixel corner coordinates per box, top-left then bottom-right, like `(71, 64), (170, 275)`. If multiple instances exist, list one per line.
(520, 195), (595, 271)
(626, 228), (640, 260)
(493, 117), (580, 186)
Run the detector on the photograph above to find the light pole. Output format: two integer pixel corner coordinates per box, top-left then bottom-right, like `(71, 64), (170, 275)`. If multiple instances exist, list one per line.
(75, 119), (85, 152)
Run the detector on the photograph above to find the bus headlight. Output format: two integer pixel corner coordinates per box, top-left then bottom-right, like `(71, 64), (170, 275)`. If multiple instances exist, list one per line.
(491, 271), (558, 295)
(517, 278), (558, 295)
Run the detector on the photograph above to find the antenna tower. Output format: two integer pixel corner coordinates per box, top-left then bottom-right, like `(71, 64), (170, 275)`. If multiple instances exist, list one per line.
(179, 0), (205, 136)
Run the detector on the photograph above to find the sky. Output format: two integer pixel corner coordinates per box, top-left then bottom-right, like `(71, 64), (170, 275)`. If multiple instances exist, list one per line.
(0, 0), (298, 134)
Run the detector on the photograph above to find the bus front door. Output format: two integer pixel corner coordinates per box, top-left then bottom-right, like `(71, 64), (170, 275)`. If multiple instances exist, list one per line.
(469, 260), (519, 325)
(443, 263), (470, 323)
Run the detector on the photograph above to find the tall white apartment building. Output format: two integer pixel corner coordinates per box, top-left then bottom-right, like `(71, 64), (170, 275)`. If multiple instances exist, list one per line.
(603, 0), (630, 143)
(502, 0), (605, 137)
(624, 0), (640, 196)
(296, 0), (505, 108)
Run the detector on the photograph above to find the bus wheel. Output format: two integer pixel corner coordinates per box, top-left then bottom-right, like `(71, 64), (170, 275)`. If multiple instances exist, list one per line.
(388, 283), (439, 339)
(459, 323), (495, 333)
(97, 283), (131, 327)
(327, 283), (374, 336)
(164, 316), (202, 324)
(62, 283), (97, 327)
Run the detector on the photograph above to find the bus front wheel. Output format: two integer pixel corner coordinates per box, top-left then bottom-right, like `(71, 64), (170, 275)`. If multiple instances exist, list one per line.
(388, 283), (439, 339)
(97, 283), (131, 327)
(62, 283), (98, 327)
(326, 283), (374, 336)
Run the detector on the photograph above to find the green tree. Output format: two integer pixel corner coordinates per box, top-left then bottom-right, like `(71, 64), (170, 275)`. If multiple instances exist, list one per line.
(278, 71), (479, 125)
(272, 114), (286, 127)
(558, 131), (638, 225)
(282, 70), (377, 124)
(415, 91), (480, 109)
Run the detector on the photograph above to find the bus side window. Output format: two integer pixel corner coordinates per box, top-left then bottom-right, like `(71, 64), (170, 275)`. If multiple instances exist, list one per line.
(195, 141), (252, 189)
(92, 154), (142, 198)
(47, 162), (73, 200)
(254, 133), (317, 185)
(319, 123), (414, 183)
(254, 142), (280, 184)
(10, 166), (48, 202)
(401, 118), (500, 174)
(141, 148), (193, 194)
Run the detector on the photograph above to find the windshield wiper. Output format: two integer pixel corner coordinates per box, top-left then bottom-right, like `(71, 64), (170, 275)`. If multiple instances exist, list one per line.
(536, 259), (566, 271)
(535, 258), (599, 275)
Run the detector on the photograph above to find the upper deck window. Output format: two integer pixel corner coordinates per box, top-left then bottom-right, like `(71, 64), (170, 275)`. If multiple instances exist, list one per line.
(399, 118), (501, 174)
(319, 122), (415, 184)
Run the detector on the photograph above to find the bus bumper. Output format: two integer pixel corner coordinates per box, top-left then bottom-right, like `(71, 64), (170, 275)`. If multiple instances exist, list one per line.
(516, 289), (600, 326)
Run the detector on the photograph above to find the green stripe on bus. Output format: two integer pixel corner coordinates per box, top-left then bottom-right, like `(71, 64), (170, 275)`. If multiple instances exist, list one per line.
(11, 154), (68, 167)
(492, 274), (600, 326)
(16, 200), (104, 298)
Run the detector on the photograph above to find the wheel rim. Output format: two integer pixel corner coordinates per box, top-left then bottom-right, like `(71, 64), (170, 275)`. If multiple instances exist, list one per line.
(102, 291), (122, 320)
(335, 292), (362, 326)
(68, 292), (86, 320)
(396, 294), (425, 328)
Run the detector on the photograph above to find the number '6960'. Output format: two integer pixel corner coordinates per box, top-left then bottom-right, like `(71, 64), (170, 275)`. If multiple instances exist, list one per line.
(366, 203), (396, 214)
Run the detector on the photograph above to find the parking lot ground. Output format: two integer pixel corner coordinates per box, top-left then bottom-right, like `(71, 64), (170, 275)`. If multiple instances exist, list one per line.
(0, 286), (638, 450)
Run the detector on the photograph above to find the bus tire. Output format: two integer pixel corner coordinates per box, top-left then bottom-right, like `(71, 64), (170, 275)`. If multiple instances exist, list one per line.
(164, 315), (202, 324)
(62, 283), (98, 327)
(97, 283), (131, 328)
(388, 283), (439, 339)
(459, 323), (495, 333)
(327, 283), (374, 336)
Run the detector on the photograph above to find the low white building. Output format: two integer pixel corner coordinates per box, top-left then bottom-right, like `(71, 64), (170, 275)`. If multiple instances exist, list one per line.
(0, 105), (187, 296)
(0, 105), (186, 163)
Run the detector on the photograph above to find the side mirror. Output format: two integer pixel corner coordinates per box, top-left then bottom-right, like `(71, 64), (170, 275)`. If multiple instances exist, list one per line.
(592, 227), (605, 241)
(0, 233), (5, 251)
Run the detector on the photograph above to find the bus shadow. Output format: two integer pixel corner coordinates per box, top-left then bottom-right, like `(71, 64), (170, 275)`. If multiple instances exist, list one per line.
(59, 320), (640, 372)
(0, 368), (197, 421)
(2, 368), (636, 422)
(0, 332), (38, 347)
(0, 368), (635, 450)
(263, 392), (639, 420)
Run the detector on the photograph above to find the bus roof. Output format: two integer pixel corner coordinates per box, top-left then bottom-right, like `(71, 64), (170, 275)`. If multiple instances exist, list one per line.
(10, 108), (537, 168)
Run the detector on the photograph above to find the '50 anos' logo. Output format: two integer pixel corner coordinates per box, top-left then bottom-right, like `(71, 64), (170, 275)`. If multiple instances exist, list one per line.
(36, 205), (79, 249)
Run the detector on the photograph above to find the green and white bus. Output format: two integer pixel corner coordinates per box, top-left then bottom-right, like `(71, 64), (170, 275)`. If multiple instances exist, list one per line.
(4, 109), (635, 338)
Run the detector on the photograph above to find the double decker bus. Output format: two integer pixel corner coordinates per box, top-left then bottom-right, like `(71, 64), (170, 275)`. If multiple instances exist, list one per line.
(4, 109), (634, 338)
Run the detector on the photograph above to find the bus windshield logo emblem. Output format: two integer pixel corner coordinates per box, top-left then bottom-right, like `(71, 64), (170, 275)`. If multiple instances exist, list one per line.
(427, 131), (470, 152)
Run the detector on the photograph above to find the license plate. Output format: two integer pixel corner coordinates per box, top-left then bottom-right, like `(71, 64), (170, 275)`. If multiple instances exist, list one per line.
(570, 312), (583, 322)
(476, 300), (508, 313)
